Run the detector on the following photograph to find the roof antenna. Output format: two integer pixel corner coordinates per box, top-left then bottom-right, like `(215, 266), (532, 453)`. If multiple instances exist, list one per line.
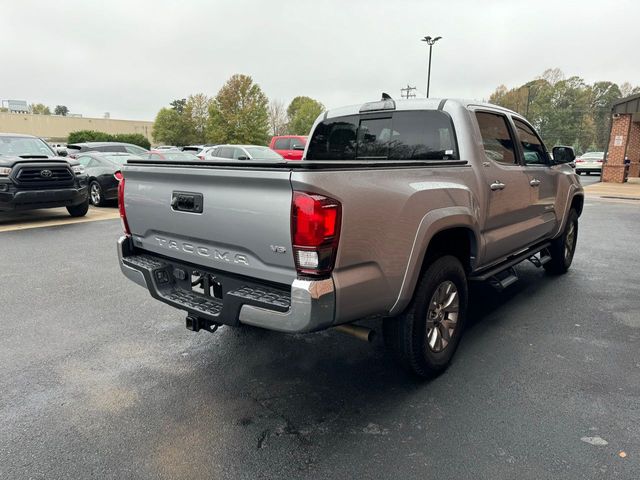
(381, 92), (392, 101)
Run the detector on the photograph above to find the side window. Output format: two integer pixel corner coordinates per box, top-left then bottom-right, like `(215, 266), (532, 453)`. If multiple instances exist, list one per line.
(274, 138), (290, 150)
(219, 147), (233, 158)
(233, 148), (245, 159)
(513, 119), (548, 165)
(475, 112), (517, 166)
(357, 117), (392, 159)
(77, 156), (92, 167)
(291, 137), (305, 149)
(125, 145), (146, 155)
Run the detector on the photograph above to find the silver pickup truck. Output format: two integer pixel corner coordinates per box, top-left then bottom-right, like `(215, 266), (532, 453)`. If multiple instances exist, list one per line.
(117, 97), (583, 377)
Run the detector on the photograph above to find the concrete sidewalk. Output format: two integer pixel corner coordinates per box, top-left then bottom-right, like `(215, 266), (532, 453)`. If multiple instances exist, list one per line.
(583, 177), (640, 200)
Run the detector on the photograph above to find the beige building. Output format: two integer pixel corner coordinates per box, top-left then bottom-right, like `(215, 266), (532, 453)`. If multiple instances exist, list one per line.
(0, 112), (153, 142)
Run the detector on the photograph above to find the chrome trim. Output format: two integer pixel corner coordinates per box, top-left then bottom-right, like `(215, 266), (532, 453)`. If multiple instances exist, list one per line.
(239, 278), (335, 333)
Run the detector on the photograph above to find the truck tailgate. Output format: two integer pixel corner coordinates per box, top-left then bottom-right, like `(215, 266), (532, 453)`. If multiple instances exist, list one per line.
(122, 164), (296, 286)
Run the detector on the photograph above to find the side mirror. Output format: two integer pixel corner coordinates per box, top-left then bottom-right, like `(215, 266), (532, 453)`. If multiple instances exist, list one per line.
(57, 148), (68, 157)
(292, 144), (305, 151)
(552, 146), (575, 164)
(237, 156), (249, 161)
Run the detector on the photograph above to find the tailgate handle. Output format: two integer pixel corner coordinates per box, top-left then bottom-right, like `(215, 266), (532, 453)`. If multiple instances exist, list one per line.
(171, 191), (203, 213)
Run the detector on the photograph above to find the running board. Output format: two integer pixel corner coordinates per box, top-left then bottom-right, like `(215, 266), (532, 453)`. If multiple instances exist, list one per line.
(470, 242), (551, 282)
(488, 267), (518, 291)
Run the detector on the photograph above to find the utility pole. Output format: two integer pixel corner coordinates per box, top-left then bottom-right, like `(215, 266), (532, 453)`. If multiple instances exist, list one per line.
(421, 36), (442, 98)
(401, 84), (417, 99)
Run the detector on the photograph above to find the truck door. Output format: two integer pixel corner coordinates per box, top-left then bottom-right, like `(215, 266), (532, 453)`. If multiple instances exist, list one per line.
(474, 111), (540, 264)
(511, 117), (559, 241)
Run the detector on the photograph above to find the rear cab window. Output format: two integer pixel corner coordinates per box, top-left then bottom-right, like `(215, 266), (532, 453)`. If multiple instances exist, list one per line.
(306, 110), (458, 161)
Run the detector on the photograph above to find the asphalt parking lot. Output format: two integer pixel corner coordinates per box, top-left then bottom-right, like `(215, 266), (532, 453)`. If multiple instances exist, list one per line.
(1, 197), (639, 480)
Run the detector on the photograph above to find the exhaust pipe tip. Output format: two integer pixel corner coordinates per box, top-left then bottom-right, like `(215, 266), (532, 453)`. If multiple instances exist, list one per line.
(334, 324), (376, 343)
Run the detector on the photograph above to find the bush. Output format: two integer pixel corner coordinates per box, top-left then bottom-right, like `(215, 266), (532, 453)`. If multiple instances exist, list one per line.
(112, 134), (151, 150)
(67, 130), (151, 150)
(67, 130), (111, 143)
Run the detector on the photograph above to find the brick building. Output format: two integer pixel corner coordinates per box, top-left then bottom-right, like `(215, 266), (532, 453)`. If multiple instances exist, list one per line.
(602, 94), (640, 183)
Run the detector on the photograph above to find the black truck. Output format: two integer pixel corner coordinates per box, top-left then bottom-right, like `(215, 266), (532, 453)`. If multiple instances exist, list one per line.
(0, 133), (89, 216)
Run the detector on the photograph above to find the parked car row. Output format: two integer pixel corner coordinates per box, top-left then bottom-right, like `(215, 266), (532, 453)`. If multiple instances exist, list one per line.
(151, 136), (310, 162)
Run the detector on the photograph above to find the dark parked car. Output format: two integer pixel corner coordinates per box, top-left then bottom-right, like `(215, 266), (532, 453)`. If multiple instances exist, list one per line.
(66, 142), (148, 159)
(76, 152), (140, 206)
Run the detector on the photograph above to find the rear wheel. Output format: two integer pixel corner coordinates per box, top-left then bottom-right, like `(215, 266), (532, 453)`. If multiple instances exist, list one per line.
(67, 199), (89, 217)
(384, 255), (468, 378)
(544, 209), (578, 275)
(89, 180), (105, 207)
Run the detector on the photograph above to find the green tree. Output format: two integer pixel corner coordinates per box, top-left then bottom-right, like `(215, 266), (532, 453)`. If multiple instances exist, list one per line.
(152, 108), (192, 146)
(487, 68), (631, 151)
(54, 105), (69, 116)
(207, 74), (270, 145)
(287, 97), (324, 135)
(30, 103), (51, 115)
(185, 93), (211, 144)
(170, 98), (187, 114)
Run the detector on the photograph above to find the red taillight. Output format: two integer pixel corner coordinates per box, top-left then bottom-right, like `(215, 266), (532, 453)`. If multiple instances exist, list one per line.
(198, 155), (204, 160)
(575, 159), (584, 163)
(117, 174), (131, 236)
(291, 191), (341, 276)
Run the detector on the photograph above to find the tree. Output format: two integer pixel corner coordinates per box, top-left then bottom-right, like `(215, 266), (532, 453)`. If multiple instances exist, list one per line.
(619, 82), (640, 98)
(207, 74), (270, 145)
(152, 108), (192, 146)
(287, 96), (324, 135)
(54, 105), (69, 116)
(487, 69), (631, 151)
(170, 98), (187, 114)
(267, 99), (288, 136)
(185, 93), (211, 144)
(30, 103), (51, 115)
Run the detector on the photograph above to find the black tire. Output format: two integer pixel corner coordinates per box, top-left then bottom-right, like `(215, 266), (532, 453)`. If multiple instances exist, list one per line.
(544, 209), (578, 275)
(89, 180), (105, 207)
(384, 255), (468, 378)
(67, 199), (89, 217)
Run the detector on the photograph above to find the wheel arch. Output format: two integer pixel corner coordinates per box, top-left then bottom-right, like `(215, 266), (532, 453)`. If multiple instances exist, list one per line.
(388, 207), (479, 316)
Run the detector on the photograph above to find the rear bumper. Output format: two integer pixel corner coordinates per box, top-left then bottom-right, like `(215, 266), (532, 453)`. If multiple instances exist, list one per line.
(0, 184), (88, 211)
(117, 236), (335, 333)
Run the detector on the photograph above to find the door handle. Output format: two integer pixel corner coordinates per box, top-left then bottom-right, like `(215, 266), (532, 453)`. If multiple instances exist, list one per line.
(529, 178), (541, 187)
(490, 181), (506, 191)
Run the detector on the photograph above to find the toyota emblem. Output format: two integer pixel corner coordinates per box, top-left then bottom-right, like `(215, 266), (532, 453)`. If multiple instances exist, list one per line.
(40, 169), (53, 178)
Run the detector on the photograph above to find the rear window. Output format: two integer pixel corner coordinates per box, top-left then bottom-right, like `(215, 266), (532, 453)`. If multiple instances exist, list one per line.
(306, 111), (458, 161)
(273, 138), (290, 150)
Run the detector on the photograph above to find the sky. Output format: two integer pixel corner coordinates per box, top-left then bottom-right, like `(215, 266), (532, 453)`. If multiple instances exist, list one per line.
(1, 0), (639, 121)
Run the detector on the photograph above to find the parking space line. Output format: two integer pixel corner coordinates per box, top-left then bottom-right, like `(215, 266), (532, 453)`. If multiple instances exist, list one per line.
(0, 207), (119, 233)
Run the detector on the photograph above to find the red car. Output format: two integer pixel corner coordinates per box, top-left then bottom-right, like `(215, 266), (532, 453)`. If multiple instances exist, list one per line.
(269, 135), (307, 160)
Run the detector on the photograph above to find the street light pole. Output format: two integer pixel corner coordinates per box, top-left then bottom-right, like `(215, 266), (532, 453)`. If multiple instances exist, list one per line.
(421, 36), (442, 98)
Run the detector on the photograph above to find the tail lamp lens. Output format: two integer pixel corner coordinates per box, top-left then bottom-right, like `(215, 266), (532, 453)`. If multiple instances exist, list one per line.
(291, 191), (341, 276)
(117, 174), (131, 236)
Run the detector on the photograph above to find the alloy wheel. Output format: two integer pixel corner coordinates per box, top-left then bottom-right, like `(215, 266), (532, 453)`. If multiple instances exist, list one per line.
(425, 280), (459, 353)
